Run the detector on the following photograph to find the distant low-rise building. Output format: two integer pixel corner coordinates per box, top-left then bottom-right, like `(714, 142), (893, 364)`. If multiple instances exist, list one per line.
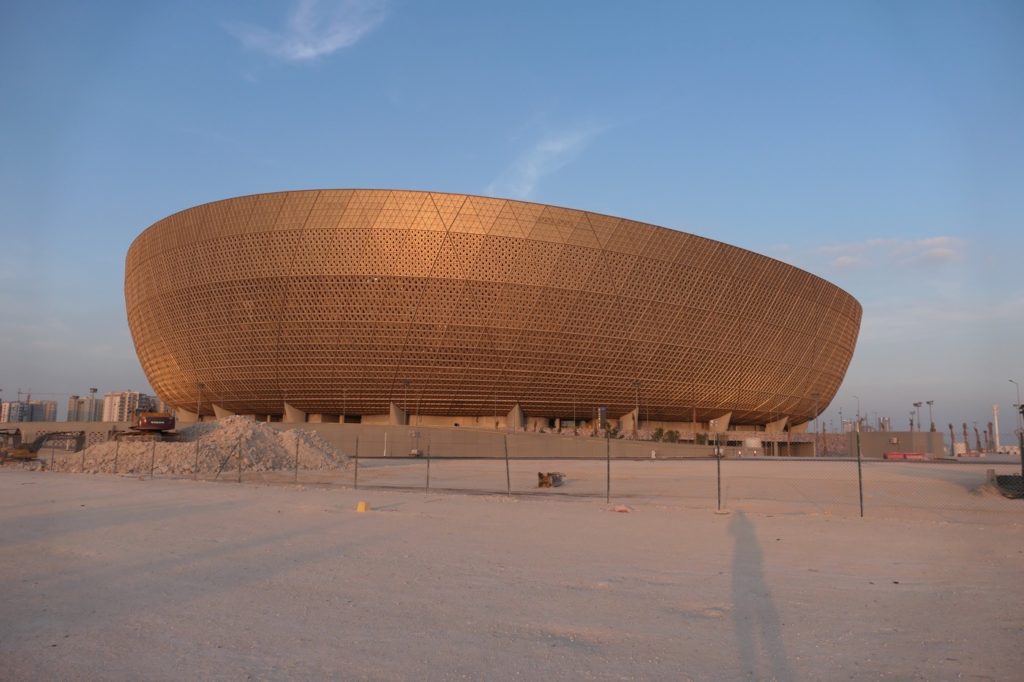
(1, 400), (58, 422)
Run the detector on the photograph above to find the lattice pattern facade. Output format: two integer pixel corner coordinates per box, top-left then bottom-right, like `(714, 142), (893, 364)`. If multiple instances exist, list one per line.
(125, 190), (861, 425)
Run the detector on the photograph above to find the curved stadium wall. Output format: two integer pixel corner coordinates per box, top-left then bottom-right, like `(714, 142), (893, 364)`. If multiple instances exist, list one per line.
(125, 190), (861, 426)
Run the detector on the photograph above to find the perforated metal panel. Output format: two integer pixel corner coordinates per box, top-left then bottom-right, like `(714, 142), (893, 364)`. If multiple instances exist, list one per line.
(125, 190), (861, 424)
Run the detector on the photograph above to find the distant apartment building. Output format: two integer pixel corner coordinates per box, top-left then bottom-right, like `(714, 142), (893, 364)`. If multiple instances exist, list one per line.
(101, 391), (157, 422)
(66, 394), (103, 422)
(1, 399), (58, 422)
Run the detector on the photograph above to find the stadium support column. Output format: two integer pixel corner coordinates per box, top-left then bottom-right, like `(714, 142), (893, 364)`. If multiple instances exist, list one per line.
(620, 407), (640, 435)
(709, 412), (732, 433)
(212, 404), (235, 419)
(283, 402), (306, 424)
(507, 403), (525, 432)
(177, 409), (199, 424)
(765, 415), (788, 456)
(389, 402), (408, 426)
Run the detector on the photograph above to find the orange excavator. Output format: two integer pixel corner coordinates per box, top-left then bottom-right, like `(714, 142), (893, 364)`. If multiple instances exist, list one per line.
(0, 431), (85, 463)
(112, 410), (178, 442)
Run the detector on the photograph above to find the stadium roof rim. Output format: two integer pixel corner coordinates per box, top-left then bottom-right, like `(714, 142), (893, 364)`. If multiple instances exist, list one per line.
(137, 188), (854, 298)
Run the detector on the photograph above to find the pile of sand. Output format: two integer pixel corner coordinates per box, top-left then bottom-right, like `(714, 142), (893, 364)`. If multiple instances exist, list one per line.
(49, 416), (348, 476)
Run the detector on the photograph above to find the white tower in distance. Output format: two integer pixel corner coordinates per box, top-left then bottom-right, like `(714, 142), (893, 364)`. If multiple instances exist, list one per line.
(992, 404), (1000, 451)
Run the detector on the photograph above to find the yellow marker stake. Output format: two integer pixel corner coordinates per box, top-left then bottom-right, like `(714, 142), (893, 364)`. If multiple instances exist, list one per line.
(356, 501), (370, 513)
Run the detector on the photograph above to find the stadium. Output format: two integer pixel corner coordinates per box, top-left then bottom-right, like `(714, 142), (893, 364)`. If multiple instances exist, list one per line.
(125, 190), (861, 432)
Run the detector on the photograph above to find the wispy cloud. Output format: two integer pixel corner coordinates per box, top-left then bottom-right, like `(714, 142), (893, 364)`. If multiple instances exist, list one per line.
(816, 236), (965, 271)
(486, 125), (604, 199)
(230, 0), (387, 62)
(859, 294), (1024, 344)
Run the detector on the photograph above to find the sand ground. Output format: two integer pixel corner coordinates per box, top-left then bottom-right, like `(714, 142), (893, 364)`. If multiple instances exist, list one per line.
(1, 463), (1022, 680)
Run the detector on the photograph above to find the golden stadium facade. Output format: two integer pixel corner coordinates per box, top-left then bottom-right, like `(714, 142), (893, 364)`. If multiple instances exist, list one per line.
(125, 190), (861, 428)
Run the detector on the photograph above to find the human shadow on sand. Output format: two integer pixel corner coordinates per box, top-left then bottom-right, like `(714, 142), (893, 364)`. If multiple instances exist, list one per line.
(729, 511), (794, 680)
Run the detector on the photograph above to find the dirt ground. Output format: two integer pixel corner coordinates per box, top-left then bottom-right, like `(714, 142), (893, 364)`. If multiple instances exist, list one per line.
(1, 464), (1022, 680)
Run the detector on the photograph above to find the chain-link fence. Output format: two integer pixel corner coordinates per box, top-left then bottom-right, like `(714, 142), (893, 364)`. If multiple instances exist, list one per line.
(23, 423), (1024, 518)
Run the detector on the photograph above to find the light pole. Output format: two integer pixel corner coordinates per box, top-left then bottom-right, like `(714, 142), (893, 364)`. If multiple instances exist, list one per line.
(1010, 379), (1022, 435)
(853, 395), (860, 431)
(193, 382), (204, 479)
(1018, 403), (1024, 485)
(926, 400), (935, 432)
(913, 402), (922, 432)
(812, 392), (820, 458)
(196, 382), (204, 423)
(632, 380), (640, 435)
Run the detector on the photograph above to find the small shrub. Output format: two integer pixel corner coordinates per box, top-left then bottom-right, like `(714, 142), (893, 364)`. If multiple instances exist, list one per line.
(652, 427), (664, 442)
(665, 430), (680, 443)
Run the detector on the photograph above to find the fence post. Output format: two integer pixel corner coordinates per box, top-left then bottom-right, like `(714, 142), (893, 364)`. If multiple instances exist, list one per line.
(113, 439), (120, 474)
(50, 445), (54, 469)
(237, 442), (243, 483)
(504, 434), (511, 496)
(856, 428), (864, 517)
(294, 437), (299, 483)
(426, 437), (431, 491)
(605, 434), (611, 504)
(194, 437), (200, 480)
(354, 436), (359, 490)
(81, 446), (86, 473)
(149, 439), (156, 479)
(716, 434), (723, 512)
(1019, 419), (1024, 492)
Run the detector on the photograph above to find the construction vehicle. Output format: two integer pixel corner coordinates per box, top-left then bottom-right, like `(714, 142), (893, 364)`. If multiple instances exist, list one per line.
(0, 431), (85, 463)
(112, 410), (178, 442)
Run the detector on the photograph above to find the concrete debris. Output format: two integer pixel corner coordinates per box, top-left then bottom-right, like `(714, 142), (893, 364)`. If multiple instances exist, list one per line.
(49, 416), (348, 475)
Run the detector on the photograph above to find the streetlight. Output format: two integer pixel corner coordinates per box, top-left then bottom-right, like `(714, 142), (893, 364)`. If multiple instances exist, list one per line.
(926, 400), (935, 432)
(812, 392), (820, 457)
(193, 382), (204, 480)
(853, 395), (860, 431)
(1010, 379), (1022, 435)
(913, 402), (922, 432)
(196, 382), (204, 423)
(632, 380), (640, 434)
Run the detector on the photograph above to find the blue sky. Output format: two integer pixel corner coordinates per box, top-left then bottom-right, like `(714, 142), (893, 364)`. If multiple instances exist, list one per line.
(1, 1), (1022, 438)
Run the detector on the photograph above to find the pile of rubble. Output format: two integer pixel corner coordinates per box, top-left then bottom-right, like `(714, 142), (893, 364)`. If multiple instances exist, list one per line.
(49, 416), (348, 476)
